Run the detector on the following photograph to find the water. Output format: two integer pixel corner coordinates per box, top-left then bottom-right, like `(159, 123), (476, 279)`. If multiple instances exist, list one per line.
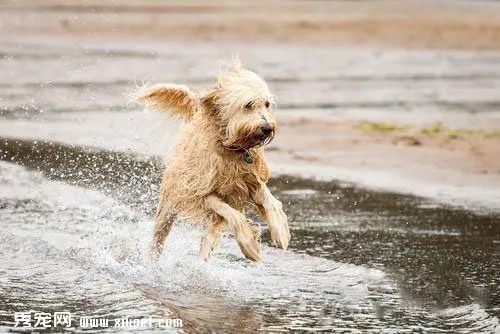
(2, 38), (500, 124)
(0, 139), (499, 332)
(1, 37), (500, 332)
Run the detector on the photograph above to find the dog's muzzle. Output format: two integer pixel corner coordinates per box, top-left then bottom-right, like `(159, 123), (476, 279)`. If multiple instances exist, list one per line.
(256, 123), (274, 143)
(261, 123), (273, 136)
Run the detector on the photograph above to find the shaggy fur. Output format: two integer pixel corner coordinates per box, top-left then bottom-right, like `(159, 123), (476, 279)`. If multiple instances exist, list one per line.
(135, 60), (290, 262)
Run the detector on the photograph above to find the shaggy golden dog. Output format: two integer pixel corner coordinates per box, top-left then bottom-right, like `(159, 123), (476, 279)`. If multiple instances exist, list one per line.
(135, 60), (290, 262)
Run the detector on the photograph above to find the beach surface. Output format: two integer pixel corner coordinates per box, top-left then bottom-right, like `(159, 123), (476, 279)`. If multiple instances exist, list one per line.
(4, 0), (500, 49)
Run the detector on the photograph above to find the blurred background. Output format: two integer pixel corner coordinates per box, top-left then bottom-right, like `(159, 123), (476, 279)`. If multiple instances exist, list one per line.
(1, 1), (500, 332)
(1, 0), (500, 200)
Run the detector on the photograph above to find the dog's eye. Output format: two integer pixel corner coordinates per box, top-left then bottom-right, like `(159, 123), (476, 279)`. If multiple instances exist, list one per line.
(264, 101), (270, 108)
(244, 102), (253, 110)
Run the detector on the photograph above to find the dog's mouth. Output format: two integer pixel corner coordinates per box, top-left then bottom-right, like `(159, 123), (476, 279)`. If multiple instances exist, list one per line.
(247, 130), (274, 149)
(223, 132), (274, 151)
(257, 132), (274, 146)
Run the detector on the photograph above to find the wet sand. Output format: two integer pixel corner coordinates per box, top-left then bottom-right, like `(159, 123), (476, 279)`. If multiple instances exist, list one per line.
(4, 0), (500, 50)
(272, 113), (500, 208)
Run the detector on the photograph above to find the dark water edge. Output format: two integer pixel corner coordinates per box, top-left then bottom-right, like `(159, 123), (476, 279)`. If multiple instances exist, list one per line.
(0, 137), (499, 324)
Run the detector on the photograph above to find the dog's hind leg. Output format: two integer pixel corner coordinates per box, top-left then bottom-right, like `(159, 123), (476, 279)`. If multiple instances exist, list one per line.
(198, 224), (222, 262)
(204, 195), (261, 261)
(149, 202), (177, 261)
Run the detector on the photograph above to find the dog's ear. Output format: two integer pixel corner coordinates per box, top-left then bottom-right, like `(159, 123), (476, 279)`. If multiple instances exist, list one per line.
(135, 84), (199, 119)
(200, 88), (220, 114)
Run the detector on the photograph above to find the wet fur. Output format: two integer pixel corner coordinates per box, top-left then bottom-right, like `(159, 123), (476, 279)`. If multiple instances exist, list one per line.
(135, 60), (291, 262)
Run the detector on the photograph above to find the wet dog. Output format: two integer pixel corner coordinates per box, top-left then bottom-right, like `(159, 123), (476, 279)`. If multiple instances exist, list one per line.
(135, 59), (290, 262)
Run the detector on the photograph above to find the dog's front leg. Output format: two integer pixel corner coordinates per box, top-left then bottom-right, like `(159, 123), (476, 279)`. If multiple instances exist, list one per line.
(254, 185), (291, 250)
(204, 195), (261, 261)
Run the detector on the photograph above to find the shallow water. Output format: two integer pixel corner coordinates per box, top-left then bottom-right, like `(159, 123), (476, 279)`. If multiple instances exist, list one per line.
(0, 139), (499, 332)
(1, 37), (500, 332)
(2, 37), (500, 127)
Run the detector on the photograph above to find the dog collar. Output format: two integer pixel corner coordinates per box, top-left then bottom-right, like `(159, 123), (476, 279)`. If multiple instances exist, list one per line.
(242, 151), (253, 164)
(220, 142), (253, 163)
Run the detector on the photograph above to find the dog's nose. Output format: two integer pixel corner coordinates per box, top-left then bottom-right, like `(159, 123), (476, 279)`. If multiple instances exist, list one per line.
(260, 123), (273, 136)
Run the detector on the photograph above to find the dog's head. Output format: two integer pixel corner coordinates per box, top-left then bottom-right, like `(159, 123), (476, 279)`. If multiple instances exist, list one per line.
(202, 60), (276, 150)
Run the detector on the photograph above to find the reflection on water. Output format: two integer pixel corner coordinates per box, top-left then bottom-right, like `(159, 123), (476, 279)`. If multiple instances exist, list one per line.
(0, 138), (499, 332)
(274, 177), (500, 311)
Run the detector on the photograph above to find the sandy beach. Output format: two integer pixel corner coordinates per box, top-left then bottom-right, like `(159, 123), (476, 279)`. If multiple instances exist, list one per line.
(4, 0), (500, 50)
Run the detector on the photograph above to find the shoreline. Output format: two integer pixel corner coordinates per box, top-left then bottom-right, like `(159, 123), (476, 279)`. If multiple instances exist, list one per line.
(271, 162), (500, 213)
(0, 110), (498, 212)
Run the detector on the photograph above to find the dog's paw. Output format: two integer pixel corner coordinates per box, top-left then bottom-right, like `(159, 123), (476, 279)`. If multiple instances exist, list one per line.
(268, 203), (291, 250)
(148, 242), (162, 262)
(198, 235), (212, 262)
(198, 232), (221, 262)
(270, 222), (291, 251)
(235, 223), (261, 262)
(237, 237), (261, 262)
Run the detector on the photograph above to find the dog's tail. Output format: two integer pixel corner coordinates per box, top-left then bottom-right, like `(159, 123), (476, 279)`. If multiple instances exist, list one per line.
(133, 84), (199, 120)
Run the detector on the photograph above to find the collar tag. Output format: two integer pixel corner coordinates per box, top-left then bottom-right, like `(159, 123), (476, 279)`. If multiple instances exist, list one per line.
(243, 152), (253, 164)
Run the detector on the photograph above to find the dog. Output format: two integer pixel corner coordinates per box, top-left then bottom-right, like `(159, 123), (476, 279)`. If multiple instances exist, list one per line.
(135, 59), (290, 262)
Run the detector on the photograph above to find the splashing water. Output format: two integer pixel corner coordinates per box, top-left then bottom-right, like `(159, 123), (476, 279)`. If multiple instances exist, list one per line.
(1, 160), (499, 332)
